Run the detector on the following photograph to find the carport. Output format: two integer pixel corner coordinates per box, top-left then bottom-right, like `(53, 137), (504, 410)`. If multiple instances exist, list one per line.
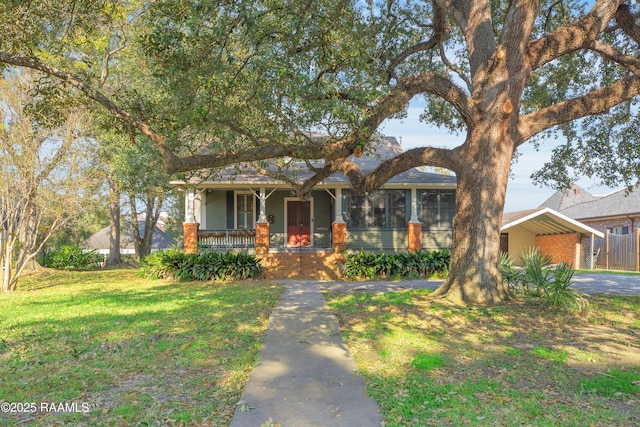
(501, 207), (604, 268)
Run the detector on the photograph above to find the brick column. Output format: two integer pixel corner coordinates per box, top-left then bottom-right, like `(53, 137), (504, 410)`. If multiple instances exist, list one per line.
(255, 221), (270, 257)
(183, 222), (200, 254)
(332, 222), (347, 253)
(332, 221), (347, 276)
(408, 222), (422, 252)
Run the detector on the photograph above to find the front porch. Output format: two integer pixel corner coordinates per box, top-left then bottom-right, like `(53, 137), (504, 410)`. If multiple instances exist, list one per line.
(182, 186), (430, 279)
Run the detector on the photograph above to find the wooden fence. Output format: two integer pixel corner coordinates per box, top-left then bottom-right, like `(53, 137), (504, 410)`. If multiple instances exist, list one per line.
(581, 229), (640, 271)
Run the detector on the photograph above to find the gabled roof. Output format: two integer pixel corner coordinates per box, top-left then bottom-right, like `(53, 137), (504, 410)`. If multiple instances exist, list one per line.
(540, 184), (640, 221)
(559, 187), (640, 220)
(178, 136), (456, 188)
(84, 221), (176, 254)
(538, 183), (600, 211)
(502, 207), (603, 237)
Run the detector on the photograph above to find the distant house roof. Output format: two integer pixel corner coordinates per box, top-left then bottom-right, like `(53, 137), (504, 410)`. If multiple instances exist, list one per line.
(84, 221), (176, 255)
(174, 136), (456, 188)
(502, 207), (603, 237)
(538, 184), (600, 211)
(540, 185), (640, 220)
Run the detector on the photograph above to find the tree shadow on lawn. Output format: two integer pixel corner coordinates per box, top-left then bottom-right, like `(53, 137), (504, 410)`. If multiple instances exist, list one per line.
(326, 290), (640, 426)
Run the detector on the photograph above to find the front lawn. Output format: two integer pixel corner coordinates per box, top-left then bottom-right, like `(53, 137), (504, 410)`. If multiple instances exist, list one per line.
(326, 290), (640, 427)
(0, 269), (283, 426)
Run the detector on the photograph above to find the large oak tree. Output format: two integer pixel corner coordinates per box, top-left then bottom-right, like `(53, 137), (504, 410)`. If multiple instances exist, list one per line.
(2, 0), (640, 304)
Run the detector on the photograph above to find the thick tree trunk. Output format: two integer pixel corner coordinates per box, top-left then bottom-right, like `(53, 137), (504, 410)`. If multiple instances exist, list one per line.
(431, 126), (514, 305)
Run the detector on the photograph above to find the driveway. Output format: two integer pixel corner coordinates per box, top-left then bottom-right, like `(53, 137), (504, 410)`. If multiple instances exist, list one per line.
(572, 272), (640, 296)
(318, 272), (640, 297)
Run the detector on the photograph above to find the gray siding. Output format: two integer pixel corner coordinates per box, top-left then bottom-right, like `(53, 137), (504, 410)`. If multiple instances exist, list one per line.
(346, 230), (407, 253)
(205, 190), (227, 229)
(421, 230), (453, 251)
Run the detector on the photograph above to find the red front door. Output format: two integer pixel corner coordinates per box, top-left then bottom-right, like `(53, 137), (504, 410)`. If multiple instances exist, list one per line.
(287, 201), (311, 246)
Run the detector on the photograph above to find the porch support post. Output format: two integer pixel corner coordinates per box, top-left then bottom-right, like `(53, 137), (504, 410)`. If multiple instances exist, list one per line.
(408, 188), (422, 251)
(333, 187), (345, 223)
(410, 187), (419, 223)
(589, 233), (595, 270)
(332, 187), (346, 252)
(185, 188), (197, 223)
(183, 189), (199, 254)
(257, 187), (268, 223)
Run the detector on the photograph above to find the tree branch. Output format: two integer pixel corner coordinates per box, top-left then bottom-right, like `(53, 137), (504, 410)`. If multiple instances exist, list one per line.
(527, 0), (623, 71)
(614, 3), (640, 45)
(519, 74), (640, 140)
(590, 41), (640, 74)
(361, 145), (457, 192)
(0, 51), (179, 166)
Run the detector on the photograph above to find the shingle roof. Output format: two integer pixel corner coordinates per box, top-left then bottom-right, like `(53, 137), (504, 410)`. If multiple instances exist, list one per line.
(84, 221), (176, 252)
(538, 183), (600, 211)
(559, 187), (640, 220)
(192, 136), (456, 187)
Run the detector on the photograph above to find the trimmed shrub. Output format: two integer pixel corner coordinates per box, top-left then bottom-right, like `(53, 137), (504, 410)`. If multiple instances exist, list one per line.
(141, 249), (263, 281)
(42, 245), (102, 270)
(342, 249), (450, 280)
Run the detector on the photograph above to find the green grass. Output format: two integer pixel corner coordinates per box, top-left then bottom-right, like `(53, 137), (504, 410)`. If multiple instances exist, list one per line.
(326, 290), (640, 427)
(0, 269), (283, 426)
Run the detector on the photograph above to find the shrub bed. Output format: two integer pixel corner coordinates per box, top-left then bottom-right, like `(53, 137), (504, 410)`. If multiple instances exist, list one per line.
(343, 249), (450, 280)
(141, 249), (263, 281)
(41, 245), (102, 270)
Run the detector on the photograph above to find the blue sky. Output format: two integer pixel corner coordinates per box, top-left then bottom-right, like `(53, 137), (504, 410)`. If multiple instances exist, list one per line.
(379, 105), (618, 212)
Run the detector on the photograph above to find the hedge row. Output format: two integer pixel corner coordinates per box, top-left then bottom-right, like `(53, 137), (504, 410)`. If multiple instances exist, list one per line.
(141, 249), (262, 281)
(343, 249), (450, 280)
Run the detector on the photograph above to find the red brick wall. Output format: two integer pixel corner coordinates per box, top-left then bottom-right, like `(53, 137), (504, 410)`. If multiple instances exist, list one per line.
(535, 233), (580, 266)
(260, 251), (341, 280)
(580, 217), (640, 235)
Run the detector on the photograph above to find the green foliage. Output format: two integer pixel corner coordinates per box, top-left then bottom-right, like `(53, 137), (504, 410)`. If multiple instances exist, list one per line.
(141, 249), (263, 281)
(411, 352), (446, 372)
(580, 369), (640, 397)
(342, 250), (450, 280)
(42, 246), (101, 270)
(499, 248), (588, 310)
(533, 345), (569, 365)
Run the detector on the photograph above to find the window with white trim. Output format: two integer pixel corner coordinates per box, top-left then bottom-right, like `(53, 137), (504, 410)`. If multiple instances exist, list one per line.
(235, 192), (255, 229)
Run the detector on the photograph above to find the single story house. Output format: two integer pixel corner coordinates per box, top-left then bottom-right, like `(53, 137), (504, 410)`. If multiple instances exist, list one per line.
(173, 137), (457, 279)
(84, 221), (176, 257)
(501, 207), (604, 268)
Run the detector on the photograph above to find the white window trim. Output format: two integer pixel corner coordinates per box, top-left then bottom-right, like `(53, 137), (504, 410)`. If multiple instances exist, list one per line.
(235, 191), (256, 229)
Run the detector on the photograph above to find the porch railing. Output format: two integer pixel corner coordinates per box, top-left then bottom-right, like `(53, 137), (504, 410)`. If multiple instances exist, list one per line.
(198, 229), (256, 248)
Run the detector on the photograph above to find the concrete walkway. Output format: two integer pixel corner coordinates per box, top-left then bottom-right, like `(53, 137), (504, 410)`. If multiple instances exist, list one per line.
(230, 273), (639, 426)
(230, 281), (382, 427)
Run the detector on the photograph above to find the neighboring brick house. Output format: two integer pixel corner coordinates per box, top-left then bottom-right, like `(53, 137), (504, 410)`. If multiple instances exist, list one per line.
(501, 207), (603, 268)
(539, 184), (640, 235)
(172, 136), (457, 279)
